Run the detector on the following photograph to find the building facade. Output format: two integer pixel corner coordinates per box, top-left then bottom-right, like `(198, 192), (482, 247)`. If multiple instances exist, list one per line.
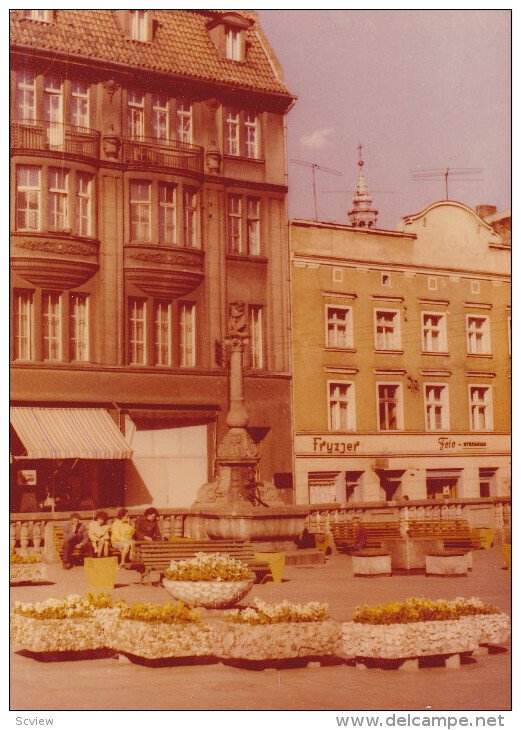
(10, 9), (294, 514)
(290, 200), (511, 507)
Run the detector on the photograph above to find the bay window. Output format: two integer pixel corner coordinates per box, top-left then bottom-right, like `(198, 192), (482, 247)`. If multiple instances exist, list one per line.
(69, 293), (89, 361)
(47, 168), (68, 231)
(42, 292), (62, 360)
(179, 303), (196, 367)
(16, 166), (40, 230)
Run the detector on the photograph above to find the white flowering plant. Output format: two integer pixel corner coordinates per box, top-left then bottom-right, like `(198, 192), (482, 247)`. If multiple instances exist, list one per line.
(225, 598), (330, 625)
(164, 552), (252, 582)
(352, 596), (500, 625)
(12, 593), (114, 620)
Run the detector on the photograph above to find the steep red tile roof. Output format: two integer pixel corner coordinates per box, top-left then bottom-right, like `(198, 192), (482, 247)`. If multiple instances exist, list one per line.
(10, 9), (292, 98)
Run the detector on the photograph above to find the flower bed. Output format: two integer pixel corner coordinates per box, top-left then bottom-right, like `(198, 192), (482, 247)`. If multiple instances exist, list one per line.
(341, 597), (508, 660)
(104, 601), (219, 659)
(10, 552), (47, 584)
(220, 599), (342, 661)
(163, 553), (254, 608)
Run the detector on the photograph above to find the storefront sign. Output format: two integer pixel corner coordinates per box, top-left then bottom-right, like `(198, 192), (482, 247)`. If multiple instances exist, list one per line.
(438, 437), (487, 452)
(17, 469), (36, 486)
(313, 437), (361, 454)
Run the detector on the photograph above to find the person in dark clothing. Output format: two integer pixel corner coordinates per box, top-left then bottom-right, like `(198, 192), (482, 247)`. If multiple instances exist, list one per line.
(134, 507), (162, 542)
(61, 513), (91, 569)
(352, 517), (367, 550)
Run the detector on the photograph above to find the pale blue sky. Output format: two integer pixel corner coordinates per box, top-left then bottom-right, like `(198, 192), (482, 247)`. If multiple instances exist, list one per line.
(259, 9), (511, 229)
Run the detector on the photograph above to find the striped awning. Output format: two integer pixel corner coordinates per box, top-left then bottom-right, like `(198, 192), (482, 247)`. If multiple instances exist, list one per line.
(10, 407), (133, 460)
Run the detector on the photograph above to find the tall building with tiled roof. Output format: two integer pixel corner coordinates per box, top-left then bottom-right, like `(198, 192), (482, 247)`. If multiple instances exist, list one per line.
(10, 9), (295, 517)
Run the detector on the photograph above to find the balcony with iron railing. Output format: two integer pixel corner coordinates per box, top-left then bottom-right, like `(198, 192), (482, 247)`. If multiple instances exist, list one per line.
(122, 135), (204, 174)
(11, 119), (100, 160)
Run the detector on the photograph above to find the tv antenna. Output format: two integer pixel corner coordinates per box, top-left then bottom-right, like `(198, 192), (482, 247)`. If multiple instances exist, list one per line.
(411, 167), (483, 201)
(290, 159), (342, 221)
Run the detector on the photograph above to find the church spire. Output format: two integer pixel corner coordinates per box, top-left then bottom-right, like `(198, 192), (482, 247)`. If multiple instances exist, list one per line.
(348, 143), (378, 228)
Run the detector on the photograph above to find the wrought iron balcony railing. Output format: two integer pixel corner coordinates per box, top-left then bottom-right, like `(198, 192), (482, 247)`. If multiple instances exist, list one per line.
(122, 135), (203, 174)
(11, 120), (100, 160)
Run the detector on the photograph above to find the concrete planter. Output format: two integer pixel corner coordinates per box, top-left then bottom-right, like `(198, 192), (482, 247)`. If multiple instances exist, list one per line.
(219, 621), (342, 661)
(104, 618), (219, 659)
(10, 614), (104, 653)
(462, 614), (510, 645)
(342, 619), (480, 659)
(10, 563), (47, 584)
(162, 577), (254, 608)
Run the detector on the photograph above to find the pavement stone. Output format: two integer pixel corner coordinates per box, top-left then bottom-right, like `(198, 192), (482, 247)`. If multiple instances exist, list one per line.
(10, 546), (511, 711)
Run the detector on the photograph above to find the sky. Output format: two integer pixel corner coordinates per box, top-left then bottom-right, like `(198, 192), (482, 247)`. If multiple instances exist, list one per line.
(258, 9), (511, 230)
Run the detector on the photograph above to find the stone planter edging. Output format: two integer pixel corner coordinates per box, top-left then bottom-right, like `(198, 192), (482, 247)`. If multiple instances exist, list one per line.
(10, 614), (104, 653)
(162, 577), (254, 608)
(10, 563), (47, 584)
(104, 617), (219, 659)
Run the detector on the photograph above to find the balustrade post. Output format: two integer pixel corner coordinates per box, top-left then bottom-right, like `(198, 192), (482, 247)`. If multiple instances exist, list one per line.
(32, 522), (43, 553)
(10, 523), (16, 553)
(20, 523), (29, 554)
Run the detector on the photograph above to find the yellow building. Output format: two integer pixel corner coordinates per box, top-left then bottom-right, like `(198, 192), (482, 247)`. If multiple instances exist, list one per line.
(290, 194), (511, 507)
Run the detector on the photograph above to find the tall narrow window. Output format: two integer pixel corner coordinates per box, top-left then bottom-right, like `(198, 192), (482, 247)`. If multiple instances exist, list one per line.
(152, 95), (168, 142)
(14, 290), (33, 361)
(466, 315), (490, 355)
(76, 172), (92, 237)
(129, 181), (151, 241)
(127, 90), (145, 139)
(227, 194), (242, 253)
(422, 312), (447, 353)
(48, 168), (68, 231)
(16, 71), (36, 121)
(378, 384), (402, 431)
(16, 166), (40, 230)
(129, 298), (146, 365)
(424, 384), (449, 431)
(42, 292), (61, 360)
(469, 386), (492, 431)
(328, 382), (355, 431)
(246, 198), (260, 255)
(26, 10), (51, 21)
(159, 183), (176, 244)
(225, 108), (240, 155)
(183, 188), (198, 247)
(69, 293), (89, 362)
(244, 111), (258, 158)
(176, 100), (192, 144)
(249, 305), (264, 369)
(179, 303), (196, 367)
(225, 27), (241, 60)
(129, 10), (148, 41)
(70, 81), (89, 128)
(44, 76), (63, 148)
(375, 309), (400, 350)
(326, 306), (353, 349)
(154, 301), (171, 366)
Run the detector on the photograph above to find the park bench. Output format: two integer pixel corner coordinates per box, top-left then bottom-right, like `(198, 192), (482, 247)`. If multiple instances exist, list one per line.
(329, 521), (401, 553)
(53, 524), (120, 564)
(407, 519), (479, 551)
(131, 539), (273, 584)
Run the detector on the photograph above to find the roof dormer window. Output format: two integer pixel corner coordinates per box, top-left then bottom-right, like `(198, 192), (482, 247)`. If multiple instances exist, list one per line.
(226, 27), (241, 61)
(130, 10), (149, 42)
(207, 12), (253, 63)
(25, 10), (51, 23)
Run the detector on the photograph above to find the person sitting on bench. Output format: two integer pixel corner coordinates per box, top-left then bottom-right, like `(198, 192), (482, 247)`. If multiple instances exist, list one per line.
(87, 510), (111, 557)
(352, 517), (367, 551)
(135, 507), (162, 542)
(61, 513), (91, 570)
(111, 508), (135, 568)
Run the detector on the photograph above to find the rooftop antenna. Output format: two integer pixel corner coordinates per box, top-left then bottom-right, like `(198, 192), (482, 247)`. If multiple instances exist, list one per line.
(411, 167), (483, 201)
(290, 159), (342, 221)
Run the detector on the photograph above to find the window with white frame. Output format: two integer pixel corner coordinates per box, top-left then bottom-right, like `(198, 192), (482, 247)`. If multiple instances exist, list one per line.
(129, 180), (151, 241)
(249, 305), (264, 369)
(227, 194), (242, 252)
(326, 305), (353, 349)
(179, 303), (196, 367)
(47, 168), (68, 231)
(76, 172), (93, 237)
(176, 100), (192, 144)
(154, 300), (171, 366)
(13, 290), (33, 361)
(129, 10), (148, 42)
(424, 384), (449, 431)
(159, 183), (176, 244)
(69, 293), (89, 362)
(42, 292), (61, 360)
(152, 95), (169, 141)
(374, 309), (401, 350)
(225, 107), (240, 156)
(127, 90), (145, 139)
(44, 76), (64, 148)
(328, 381), (355, 431)
(183, 188), (198, 248)
(225, 27), (241, 60)
(25, 10), (51, 22)
(16, 71), (36, 121)
(244, 111), (258, 159)
(70, 81), (89, 128)
(422, 312), (447, 352)
(227, 195), (261, 255)
(225, 108), (259, 158)
(16, 166), (40, 230)
(129, 298), (147, 365)
(466, 315), (491, 354)
(377, 383), (403, 431)
(469, 385), (493, 431)
(246, 198), (260, 255)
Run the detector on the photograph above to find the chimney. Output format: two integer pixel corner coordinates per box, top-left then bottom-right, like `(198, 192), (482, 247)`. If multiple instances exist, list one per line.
(475, 204), (497, 220)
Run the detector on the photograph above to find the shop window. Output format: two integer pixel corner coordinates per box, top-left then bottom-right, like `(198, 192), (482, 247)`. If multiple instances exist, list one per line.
(249, 305), (264, 369)
(469, 385), (493, 431)
(377, 383), (403, 431)
(426, 470), (460, 499)
(422, 312), (447, 353)
(374, 309), (401, 350)
(479, 468), (497, 498)
(179, 302), (196, 367)
(326, 305), (353, 349)
(308, 472), (338, 504)
(466, 315), (491, 354)
(424, 383), (450, 431)
(328, 381), (355, 431)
